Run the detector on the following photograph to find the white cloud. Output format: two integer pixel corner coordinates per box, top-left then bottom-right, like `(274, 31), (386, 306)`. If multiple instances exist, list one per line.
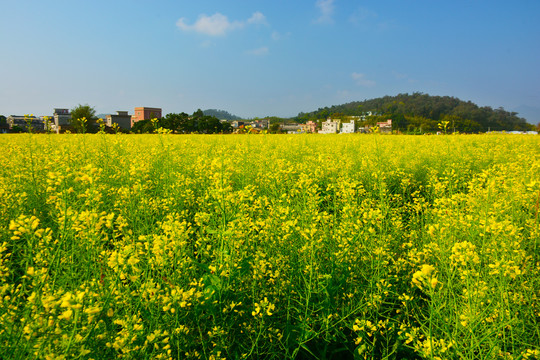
(176, 11), (266, 36)
(176, 13), (239, 36)
(352, 72), (376, 87)
(247, 11), (267, 25)
(314, 0), (335, 24)
(245, 46), (269, 56)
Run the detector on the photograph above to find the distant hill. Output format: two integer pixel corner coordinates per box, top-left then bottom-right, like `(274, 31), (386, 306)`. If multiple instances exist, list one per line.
(297, 93), (535, 133)
(96, 113), (111, 120)
(203, 109), (241, 121)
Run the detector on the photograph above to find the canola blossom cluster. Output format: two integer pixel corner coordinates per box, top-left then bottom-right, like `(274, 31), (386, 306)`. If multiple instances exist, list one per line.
(0, 133), (539, 359)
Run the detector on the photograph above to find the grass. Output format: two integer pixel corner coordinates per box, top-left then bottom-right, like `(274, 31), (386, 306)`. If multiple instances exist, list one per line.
(0, 133), (539, 359)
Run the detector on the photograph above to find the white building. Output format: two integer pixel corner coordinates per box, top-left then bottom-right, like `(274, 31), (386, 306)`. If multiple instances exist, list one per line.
(341, 122), (355, 134)
(319, 119), (339, 134)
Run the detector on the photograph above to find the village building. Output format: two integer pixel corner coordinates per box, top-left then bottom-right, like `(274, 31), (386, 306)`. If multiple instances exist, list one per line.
(106, 111), (132, 130)
(232, 121), (244, 129)
(52, 108), (71, 132)
(131, 107), (162, 127)
(40, 116), (54, 131)
(251, 119), (269, 129)
(341, 121), (356, 134)
(377, 119), (392, 133)
(7, 115), (44, 131)
(281, 123), (302, 133)
(319, 119), (339, 134)
(300, 121), (317, 133)
(357, 126), (371, 133)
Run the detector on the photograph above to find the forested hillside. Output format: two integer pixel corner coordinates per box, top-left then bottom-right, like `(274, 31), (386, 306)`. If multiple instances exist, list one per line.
(296, 93), (534, 133)
(203, 109), (241, 121)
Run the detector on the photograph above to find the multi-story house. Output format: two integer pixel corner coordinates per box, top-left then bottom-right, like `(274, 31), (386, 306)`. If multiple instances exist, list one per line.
(300, 121), (317, 133)
(341, 121), (356, 134)
(106, 111), (132, 130)
(7, 115), (44, 131)
(131, 107), (162, 127)
(53, 108), (71, 129)
(319, 119), (339, 134)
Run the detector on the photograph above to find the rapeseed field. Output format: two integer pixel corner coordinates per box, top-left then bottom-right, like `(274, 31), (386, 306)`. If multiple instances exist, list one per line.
(0, 133), (539, 359)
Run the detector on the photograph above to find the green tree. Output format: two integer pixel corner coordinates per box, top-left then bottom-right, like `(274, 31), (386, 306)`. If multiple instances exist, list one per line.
(192, 109), (204, 120)
(389, 113), (407, 132)
(269, 123), (281, 134)
(151, 111), (232, 134)
(192, 110), (231, 134)
(0, 115), (6, 126)
(221, 121), (233, 133)
(161, 112), (190, 133)
(131, 119), (154, 134)
(70, 104), (97, 133)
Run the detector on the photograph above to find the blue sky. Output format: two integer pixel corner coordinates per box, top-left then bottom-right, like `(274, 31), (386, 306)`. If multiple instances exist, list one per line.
(1, 0), (539, 122)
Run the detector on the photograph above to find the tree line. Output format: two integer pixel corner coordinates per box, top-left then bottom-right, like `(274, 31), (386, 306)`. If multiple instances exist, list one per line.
(132, 109), (232, 134)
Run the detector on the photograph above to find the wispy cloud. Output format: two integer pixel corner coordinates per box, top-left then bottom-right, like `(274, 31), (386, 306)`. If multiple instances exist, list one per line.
(247, 11), (267, 25)
(176, 13), (239, 36)
(314, 0), (335, 24)
(176, 11), (266, 36)
(245, 46), (269, 56)
(352, 72), (376, 87)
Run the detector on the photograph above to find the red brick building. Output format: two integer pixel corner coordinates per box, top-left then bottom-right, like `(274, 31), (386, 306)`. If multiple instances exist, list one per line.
(131, 107), (162, 127)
